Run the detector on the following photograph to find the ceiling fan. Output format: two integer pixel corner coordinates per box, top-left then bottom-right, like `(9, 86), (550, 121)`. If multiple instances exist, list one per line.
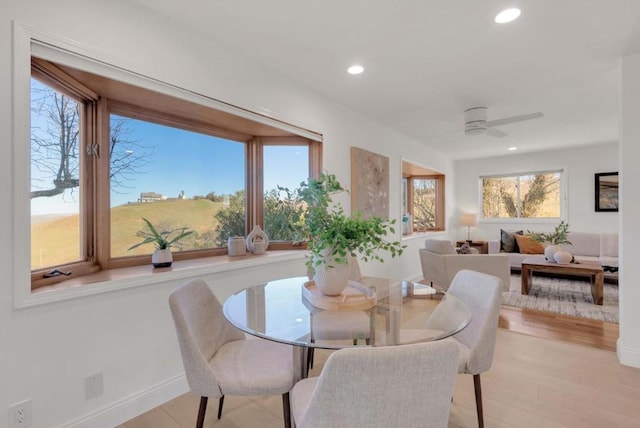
(464, 107), (544, 138)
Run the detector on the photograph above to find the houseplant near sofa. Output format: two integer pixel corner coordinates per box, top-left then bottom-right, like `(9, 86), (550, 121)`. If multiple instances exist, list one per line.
(529, 220), (572, 263)
(128, 217), (194, 267)
(290, 173), (404, 295)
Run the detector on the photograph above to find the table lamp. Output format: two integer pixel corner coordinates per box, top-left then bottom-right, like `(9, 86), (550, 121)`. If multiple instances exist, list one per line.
(460, 213), (478, 243)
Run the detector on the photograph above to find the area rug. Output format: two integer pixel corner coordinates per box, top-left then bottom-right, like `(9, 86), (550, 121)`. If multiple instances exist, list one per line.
(502, 274), (619, 323)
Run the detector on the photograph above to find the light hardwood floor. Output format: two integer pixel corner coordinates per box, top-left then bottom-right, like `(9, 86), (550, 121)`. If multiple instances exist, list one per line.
(118, 299), (638, 428)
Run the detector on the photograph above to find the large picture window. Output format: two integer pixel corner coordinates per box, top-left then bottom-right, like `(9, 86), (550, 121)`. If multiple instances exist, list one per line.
(481, 170), (562, 219)
(29, 56), (321, 288)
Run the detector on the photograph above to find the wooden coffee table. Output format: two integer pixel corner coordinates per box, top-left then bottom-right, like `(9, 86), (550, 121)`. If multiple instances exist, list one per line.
(521, 257), (604, 305)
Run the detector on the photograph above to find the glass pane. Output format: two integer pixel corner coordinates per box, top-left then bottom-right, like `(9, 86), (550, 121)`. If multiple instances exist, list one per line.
(30, 78), (82, 269)
(110, 115), (246, 257)
(519, 172), (561, 218)
(482, 176), (518, 218)
(263, 145), (309, 241)
(412, 178), (436, 231)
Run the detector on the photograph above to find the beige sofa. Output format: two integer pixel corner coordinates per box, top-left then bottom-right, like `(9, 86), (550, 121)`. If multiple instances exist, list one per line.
(488, 231), (618, 275)
(419, 239), (511, 291)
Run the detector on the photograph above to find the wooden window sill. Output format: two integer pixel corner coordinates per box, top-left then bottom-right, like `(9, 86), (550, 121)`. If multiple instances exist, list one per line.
(21, 251), (307, 308)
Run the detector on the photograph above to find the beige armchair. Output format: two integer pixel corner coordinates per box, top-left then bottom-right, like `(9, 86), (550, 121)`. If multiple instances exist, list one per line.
(419, 239), (510, 291)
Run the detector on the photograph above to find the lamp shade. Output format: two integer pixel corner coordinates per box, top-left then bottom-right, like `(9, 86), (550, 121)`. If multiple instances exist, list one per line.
(459, 213), (478, 227)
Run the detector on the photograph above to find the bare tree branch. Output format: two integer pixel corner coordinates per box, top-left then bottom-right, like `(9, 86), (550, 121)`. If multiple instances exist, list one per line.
(30, 80), (155, 200)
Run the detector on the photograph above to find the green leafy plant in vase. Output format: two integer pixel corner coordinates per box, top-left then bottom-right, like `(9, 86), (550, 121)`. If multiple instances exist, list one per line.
(286, 173), (405, 295)
(128, 217), (194, 267)
(529, 220), (572, 263)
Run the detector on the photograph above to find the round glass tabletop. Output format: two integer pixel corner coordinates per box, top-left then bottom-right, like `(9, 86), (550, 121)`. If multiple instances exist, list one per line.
(223, 276), (471, 349)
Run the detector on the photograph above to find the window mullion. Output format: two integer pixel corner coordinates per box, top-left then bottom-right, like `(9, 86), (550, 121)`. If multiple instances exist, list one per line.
(247, 137), (263, 231)
(516, 176), (521, 218)
(95, 98), (111, 268)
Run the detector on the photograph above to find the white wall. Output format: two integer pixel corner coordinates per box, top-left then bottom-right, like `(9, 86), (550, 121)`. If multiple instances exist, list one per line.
(454, 143), (619, 242)
(0, 1), (453, 427)
(619, 52), (640, 367)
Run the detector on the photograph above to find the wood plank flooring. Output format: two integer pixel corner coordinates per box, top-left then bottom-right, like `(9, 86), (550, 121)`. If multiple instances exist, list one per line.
(119, 301), (635, 428)
(499, 305), (619, 352)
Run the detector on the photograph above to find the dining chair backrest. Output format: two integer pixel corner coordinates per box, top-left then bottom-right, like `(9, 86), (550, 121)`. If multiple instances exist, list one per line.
(169, 278), (245, 396)
(297, 340), (459, 428)
(446, 269), (502, 375)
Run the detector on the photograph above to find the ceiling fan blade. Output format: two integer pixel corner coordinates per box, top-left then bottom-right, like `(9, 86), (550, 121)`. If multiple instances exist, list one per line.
(487, 112), (544, 128)
(486, 128), (508, 138)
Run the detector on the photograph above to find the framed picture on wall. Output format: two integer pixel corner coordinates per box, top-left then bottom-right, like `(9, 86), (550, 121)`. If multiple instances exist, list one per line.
(350, 147), (389, 218)
(595, 172), (619, 212)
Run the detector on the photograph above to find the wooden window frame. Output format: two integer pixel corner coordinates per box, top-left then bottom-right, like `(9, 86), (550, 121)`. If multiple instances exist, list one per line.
(30, 58), (321, 289)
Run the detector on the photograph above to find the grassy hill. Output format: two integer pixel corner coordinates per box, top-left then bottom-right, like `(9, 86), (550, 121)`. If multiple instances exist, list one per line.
(32, 198), (225, 269)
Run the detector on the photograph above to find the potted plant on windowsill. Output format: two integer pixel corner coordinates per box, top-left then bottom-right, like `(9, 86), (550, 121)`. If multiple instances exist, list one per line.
(529, 220), (572, 263)
(287, 173), (404, 296)
(128, 217), (194, 268)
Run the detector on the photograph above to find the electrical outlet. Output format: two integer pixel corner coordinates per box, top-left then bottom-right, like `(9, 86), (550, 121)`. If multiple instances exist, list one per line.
(8, 399), (32, 427)
(85, 372), (104, 400)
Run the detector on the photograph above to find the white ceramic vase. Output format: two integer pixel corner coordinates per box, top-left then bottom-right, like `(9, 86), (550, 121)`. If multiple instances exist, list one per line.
(152, 248), (173, 268)
(312, 249), (351, 296)
(544, 244), (559, 262)
(246, 225), (269, 254)
(554, 250), (572, 265)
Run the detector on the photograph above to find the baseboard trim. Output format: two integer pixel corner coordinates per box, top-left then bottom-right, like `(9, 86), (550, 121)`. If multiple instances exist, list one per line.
(617, 338), (640, 368)
(56, 374), (188, 428)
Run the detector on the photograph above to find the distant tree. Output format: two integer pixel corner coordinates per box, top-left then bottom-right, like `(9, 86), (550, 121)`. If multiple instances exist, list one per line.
(205, 191), (225, 203)
(520, 174), (558, 217)
(109, 115), (155, 195)
(30, 80), (154, 199)
(213, 186), (307, 246)
(482, 174), (559, 218)
(263, 187), (306, 242)
(412, 179), (436, 231)
(213, 190), (246, 246)
(30, 83), (80, 198)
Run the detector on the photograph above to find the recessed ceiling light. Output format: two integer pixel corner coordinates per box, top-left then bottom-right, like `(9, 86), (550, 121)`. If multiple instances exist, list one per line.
(347, 65), (364, 75)
(508, 146), (518, 151)
(495, 8), (521, 24)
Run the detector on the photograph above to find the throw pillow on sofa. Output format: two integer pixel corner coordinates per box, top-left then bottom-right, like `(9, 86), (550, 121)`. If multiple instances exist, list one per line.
(514, 234), (545, 254)
(501, 229), (523, 253)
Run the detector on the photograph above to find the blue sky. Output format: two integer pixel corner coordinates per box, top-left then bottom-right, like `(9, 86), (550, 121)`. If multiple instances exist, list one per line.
(110, 116), (309, 206)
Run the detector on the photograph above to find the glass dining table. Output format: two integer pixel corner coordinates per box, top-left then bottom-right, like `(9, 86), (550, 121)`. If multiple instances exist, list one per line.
(223, 276), (471, 378)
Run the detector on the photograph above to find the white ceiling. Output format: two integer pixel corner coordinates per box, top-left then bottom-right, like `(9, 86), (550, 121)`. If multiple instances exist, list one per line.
(129, 0), (640, 160)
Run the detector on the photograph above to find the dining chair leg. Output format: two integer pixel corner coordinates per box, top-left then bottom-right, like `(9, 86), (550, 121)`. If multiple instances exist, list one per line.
(307, 348), (315, 371)
(473, 374), (484, 428)
(197, 396), (208, 428)
(217, 395), (225, 419)
(282, 392), (291, 428)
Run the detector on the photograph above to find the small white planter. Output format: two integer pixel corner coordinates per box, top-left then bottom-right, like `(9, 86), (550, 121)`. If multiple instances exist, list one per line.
(152, 248), (173, 268)
(312, 250), (351, 296)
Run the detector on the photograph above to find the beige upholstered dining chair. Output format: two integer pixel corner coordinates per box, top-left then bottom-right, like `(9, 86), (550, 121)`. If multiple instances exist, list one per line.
(426, 269), (502, 428)
(169, 278), (296, 428)
(291, 340), (459, 428)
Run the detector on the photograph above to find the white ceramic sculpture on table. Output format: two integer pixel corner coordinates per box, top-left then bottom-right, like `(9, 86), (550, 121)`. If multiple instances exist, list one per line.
(554, 250), (572, 265)
(544, 244), (559, 262)
(246, 225), (269, 254)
